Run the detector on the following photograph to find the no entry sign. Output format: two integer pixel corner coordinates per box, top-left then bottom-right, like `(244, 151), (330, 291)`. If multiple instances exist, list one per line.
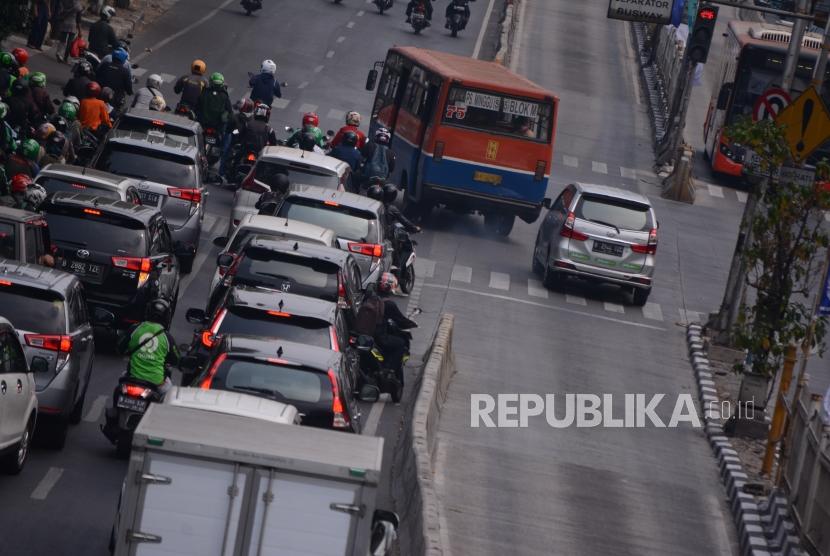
(753, 88), (792, 122)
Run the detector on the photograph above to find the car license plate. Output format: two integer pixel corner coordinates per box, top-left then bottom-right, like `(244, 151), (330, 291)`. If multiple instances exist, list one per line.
(69, 261), (102, 276)
(138, 190), (160, 206)
(205, 136), (217, 145)
(116, 395), (148, 412)
(592, 240), (624, 257)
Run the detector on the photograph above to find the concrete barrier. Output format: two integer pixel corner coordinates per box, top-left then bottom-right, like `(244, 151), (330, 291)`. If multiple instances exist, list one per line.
(392, 314), (456, 556)
(494, 0), (519, 66)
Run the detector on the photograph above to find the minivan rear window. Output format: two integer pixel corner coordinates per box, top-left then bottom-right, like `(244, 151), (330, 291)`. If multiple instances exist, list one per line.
(212, 358), (328, 404)
(0, 285), (66, 334)
(235, 248), (339, 301)
(277, 197), (376, 242)
(95, 144), (197, 186)
(36, 177), (121, 200)
(115, 116), (198, 145)
(575, 195), (653, 232)
(45, 208), (147, 255)
(256, 160), (338, 190)
(219, 308), (332, 349)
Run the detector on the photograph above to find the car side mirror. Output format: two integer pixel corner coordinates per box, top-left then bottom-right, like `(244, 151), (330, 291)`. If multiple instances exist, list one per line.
(717, 82), (732, 110)
(365, 69), (378, 91)
(370, 509), (399, 554)
(542, 197), (552, 210)
(216, 253), (234, 268)
(359, 384), (380, 403)
(30, 356), (49, 374)
(185, 308), (207, 325)
(212, 236), (229, 248)
(92, 307), (116, 326)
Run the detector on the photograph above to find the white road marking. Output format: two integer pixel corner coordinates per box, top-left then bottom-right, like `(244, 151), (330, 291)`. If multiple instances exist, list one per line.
(736, 191), (748, 203)
(326, 50), (335, 59)
(422, 283), (666, 331)
(592, 161), (608, 174)
(563, 155), (578, 168)
(450, 265), (472, 283)
(620, 167), (637, 179)
(31, 467), (64, 500)
(271, 98), (291, 109)
(488, 272), (510, 290)
(642, 302), (664, 321)
(337, 36), (346, 43)
(527, 279), (549, 298)
(603, 302), (625, 314)
(132, 67), (147, 77)
(707, 184), (724, 198)
(472, 0), (496, 59)
(357, 10), (365, 16)
(679, 309), (703, 323)
(362, 397), (387, 437)
(327, 108), (346, 121)
(159, 73), (176, 84)
(297, 81), (309, 90)
(347, 21), (356, 28)
(298, 103), (318, 114)
(314, 65), (325, 73)
(414, 258), (435, 278)
(565, 294), (586, 306)
(83, 395), (108, 423)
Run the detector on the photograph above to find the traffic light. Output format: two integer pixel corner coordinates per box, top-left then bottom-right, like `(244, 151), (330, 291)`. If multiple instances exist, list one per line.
(687, 4), (719, 64)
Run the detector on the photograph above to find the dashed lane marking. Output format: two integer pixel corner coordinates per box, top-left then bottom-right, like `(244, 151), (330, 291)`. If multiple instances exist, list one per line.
(736, 191), (748, 203)
(357, 10), (365, 16)
(314, 65), (325, 73)
(83, 395), (108, 423)
(563, 155), (578, 168)
(159, 73), (176, 84)
(642, 302), (663, 321)
(451, 265), (472, 283)
(620, 167), (637, 179)
(707, 184), (724, 198)
(337, 36), (346, 43)
(327, 108), (346, 121)
(488, 272), (510, 291)
(297, 82), (309, 90)
(31, 467), (64, 500)
(414, 258), (435, 278)
(565, 294), (586, 306)
(271, 98), (291, 109)
(347, 21), (356, 28)
(326, 50), (335, 59)
(298, 103), (318, 113)
(133, 67), (147, 77)
(592, 161), (608, 174)
(527, 279), (549, 298)
(603, 302), (625, 314)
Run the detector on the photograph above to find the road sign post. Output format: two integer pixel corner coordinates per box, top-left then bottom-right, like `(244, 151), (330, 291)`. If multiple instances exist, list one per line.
(752, 88), (792, 122)
(774, 86), (830, 163)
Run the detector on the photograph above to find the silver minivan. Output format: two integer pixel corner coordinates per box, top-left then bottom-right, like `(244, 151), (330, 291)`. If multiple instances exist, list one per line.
(0, 316), (40, 474)
(532, 182), (658, 305)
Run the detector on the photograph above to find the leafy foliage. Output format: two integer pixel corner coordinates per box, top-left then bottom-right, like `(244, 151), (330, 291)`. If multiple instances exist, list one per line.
(728, 115), (830, 378)
(0, 0), (30, 45)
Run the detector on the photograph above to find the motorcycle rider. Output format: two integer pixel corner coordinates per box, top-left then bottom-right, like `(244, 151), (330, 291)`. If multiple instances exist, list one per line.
(11, 48), (29, 77)
(0, 52), (19, 99)
(88, 6), (119, 58)
(405, 0), (433, 24)
(330, 111), (366, 149)
(366, 181), (421, 233)
(197, 72), (233, 136)
(360, 126), (395, 182)
(63, 59), (94, 99)
(287, 112), (325, 149)
(6, 80), (40, 129)
(29, 72), (55, 119)
(255, 173), (290, 214)
(445, 0), (472, 29)
(132, 73), (165, 110)
(78, 81), (113, 135)
(219, 98), (255, 181)
(236, 102), (277, 166)
(0, 103), (16, 158)
(116, 298), (179, 396)
(4, 140), (41, 180)
(328, 131), (362, 173)
(46, 116), (76, 164)
(95, 47), (133, 109)
(6, 174), (47, 211)
(249, 59), (282, 108)
(174, 60), (208, 115)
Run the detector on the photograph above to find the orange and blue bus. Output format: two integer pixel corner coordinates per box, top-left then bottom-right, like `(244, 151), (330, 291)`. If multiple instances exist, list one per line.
(365, 47), (559, 236)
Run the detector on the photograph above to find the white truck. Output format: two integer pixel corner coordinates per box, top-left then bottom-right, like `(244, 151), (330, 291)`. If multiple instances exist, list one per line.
(110, 402), (398, 556)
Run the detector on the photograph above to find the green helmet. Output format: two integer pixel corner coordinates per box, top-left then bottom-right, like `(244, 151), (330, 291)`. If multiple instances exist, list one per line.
(21, 139), (40, 161)
(59, 101), (78, 121)
(29, 72), (46, 87)
(0, 102), (7, 120)
(0, 52), (13, 69)
(209, 72), (225, 86)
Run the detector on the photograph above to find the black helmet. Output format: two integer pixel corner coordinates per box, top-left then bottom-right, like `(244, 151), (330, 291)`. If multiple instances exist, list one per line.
(51, 116), (68, 133)
(367, 183), (384, 201)
(146, 298), (171, 325)
(342, 131), (358, 148)
(382, 183), (398, 204)
(299, 131), (317, 151)
(11, 80), (27, 96)
(272, 172), (290, 194)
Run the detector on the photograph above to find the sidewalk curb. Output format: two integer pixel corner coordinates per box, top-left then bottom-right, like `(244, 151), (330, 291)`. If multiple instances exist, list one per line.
(685, 324), (805, 556)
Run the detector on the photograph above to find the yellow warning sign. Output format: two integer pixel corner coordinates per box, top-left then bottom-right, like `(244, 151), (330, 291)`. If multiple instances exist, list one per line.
(774, 86), (830, 163)
(486, 140), (499, 161)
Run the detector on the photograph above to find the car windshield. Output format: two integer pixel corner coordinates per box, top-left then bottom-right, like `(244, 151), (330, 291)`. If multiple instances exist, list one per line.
(95, 144), (197, 186)
(277, 197), (376, 242)
(234, 248), (340, 301)
(45, 209), (147, 254)
(0, 285), (65, 334)
(212, 358), (328, 404)
(255, 160), (339, 189)
(575, 195), (653, 232)
(36, 177), (121, 200)
(218, 308), (332, 349)
(0, 222), (16, 259)
(442, 86), (553, 142)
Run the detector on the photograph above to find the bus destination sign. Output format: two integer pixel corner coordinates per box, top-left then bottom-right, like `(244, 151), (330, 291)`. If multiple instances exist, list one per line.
(607, 0), (672, 25)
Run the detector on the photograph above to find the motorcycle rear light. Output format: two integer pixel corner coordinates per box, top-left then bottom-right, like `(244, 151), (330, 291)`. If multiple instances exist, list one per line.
(348, 243), (383, 258)
(112, 257), (152, 286)
(167, 187), (202, 203)
(534, 160), (546, 181)
(25, 334), (72, 353)
(560, 212), (588, 241)
(328, 369), (348, 429)
(324, 200), (340, 207)
(247, 152), (257, 162)
(199, 352), (227, 390)
(151, 120), (166, 127)
(205, 128), (215, 136)
(122, 384), (152, 398)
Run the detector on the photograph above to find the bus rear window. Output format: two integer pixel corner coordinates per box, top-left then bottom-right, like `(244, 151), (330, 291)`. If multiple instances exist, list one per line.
(442, 87), (552, 142)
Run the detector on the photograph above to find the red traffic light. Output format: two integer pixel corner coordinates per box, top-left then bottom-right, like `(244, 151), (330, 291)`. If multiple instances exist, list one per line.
(698, 7), (717, 19)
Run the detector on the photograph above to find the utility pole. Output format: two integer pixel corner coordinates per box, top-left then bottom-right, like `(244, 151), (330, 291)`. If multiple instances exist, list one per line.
(811, 14), (830, 92)
(782, 0), (811, 92)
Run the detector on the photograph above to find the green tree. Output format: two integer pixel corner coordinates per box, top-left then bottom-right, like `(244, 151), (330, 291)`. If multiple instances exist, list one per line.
(0, 0), (30, 46)
(727, 116), (830, 378)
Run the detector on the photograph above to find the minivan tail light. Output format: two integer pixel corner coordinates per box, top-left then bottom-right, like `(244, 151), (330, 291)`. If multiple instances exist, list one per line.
(25, 334), (72, 353)
(199, 352), (228, 390)
(327, 369), (348, 429)
(112, 257), (152, 286)
(560, 212), (588, 241)
(631, 228), (658, 255)
(348, 243), (383, 258)
(167, 188), (202, 204)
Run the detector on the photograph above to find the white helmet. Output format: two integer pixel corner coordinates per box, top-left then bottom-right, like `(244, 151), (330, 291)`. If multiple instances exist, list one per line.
(346, 111), (361, 126)
(101, 6), (116, 20)
(149, 95), (166, 112)
(261, 59), (277, 75)
(146, 73), (163, 89)
(64, 96), (80, 109)
(23, 184), (47, 210)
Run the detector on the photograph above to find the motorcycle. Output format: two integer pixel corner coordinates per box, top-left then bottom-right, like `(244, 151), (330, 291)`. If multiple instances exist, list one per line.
(410, 5), (429, 34)
(227, 129), (258, 186)
(374, 0), (393, 14)
(203, 126), (223, 166)
(174, 101), (197, 121)
(391, 221), (417, 293)
(353, 318), (415, 404)
(241, 0), (262, 15)
(447, 2), (469, 37)
(100, 376), (165, 458)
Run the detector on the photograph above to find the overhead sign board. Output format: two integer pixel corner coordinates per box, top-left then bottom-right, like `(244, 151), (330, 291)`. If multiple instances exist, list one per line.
(752, 88), (791, 122)
(607, 0), (673, 24)
(775, 86), (830, 163)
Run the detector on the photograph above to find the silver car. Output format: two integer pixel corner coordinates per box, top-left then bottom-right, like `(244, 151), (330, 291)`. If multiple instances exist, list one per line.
(532, 183), (658, 305)
(0, 261), (95, 449)
(35, 164), (143, 204)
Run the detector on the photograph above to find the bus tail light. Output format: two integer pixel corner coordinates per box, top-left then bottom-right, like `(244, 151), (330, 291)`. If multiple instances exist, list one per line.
(434, 141), (445, 162)
(534, 160), (546, 181)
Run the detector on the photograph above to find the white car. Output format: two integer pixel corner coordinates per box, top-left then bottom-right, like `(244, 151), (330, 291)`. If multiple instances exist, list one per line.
(229, 146), (350, 236)
(163, 387), (300, 425)
(209, 213), (338, 293)
(0, 316), (44, 474)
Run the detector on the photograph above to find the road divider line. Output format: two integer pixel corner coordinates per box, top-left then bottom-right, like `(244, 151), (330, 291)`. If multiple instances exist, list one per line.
(620, 167), (637, 179)
(527, 279), (549, 298)
(297, 82), (309, 90)
(450, 265), (472, 283)
(488, 272), (510, 290)
(642, 302), (663, 321)
(271, 98), (291, 109)
(422, 283), (667, 330)
(83, 394), (108, 423)
(472, 0), (496, 59)
(603, 302), (625, 314)
(357, 10), (365, 16)
(563, 155), (578, 168)
(565, 294), (586, 306)
(31, 467), (64, 500)
(707, 184), (724, 198)
(337, 36), (346, 43)
(592, 161), (608, 174)
(314, 65), (325, 73)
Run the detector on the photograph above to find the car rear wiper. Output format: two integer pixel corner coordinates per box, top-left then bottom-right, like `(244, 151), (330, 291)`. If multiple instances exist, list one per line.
(231, 385), (287, 402)
(59, 239), (87, 247)
(588, 219), (620, 235)
(113, 171), (148, 180)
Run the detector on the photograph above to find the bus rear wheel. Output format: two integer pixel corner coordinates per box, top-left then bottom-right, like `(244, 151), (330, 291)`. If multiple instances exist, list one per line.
(484, 213), (514, 236)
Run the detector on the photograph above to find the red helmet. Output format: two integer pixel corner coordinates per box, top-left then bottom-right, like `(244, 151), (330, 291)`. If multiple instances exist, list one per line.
(11, 174), (33, 194)
(11, 48), (28, 67)
(86, 81), (102, 98)
(302, 112), (319, 128)
(378, 272), (399, 294)
(239, 98), (254, 115)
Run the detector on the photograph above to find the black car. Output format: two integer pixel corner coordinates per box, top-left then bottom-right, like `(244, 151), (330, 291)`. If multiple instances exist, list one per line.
(186, 286), (350, 363)
(183, 334), (361, 433)
(42, 193), (181, 327)
(208, 236), (364, 324)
